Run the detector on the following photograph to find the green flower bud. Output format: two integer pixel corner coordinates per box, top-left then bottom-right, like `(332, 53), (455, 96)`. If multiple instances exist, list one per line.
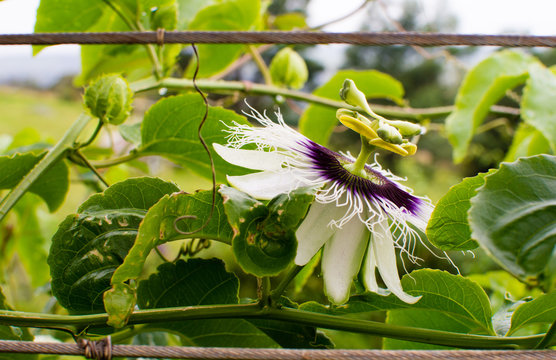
(377, 122), (403, 144)
(339, 79), (372, 114)
(385, 120), (422, 136)
(269, 47), (308, 89)
(84, 74), (133, 125)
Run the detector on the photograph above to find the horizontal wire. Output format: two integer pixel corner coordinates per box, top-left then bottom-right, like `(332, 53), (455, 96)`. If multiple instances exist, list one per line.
(2, 31), (556, 47)
(0, 341), (555, 359)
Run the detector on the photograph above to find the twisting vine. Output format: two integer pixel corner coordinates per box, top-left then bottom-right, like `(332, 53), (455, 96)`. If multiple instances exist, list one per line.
(173, 43), (217, 236)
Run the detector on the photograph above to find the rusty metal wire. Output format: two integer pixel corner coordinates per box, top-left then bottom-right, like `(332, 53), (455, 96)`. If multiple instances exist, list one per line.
(3, 31), (556, 47)
(0, 341), (554, 359)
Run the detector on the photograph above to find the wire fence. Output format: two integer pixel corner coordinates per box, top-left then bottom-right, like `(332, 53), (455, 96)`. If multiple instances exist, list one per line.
(1, 29), (556, 359)
(0, 340), (554, 360)
(3, 31), (556, 47)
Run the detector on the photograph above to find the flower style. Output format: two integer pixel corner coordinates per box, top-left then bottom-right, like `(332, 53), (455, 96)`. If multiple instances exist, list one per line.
(213, 107), (433, 305)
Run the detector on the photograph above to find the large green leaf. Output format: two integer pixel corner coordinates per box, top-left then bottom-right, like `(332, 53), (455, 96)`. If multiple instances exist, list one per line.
(446, 50), (538, 162)
(49, 210), (144, 312)
(469, 155), (556, 283)
(299, 70), (404, 145)
(307, 269), (494, 335)
(48, 177), (178, 312)
(220, 186), (312, 276)
(504, 123), (551, 162)
(426, 172), (494, 251)
(137, 259), (280, 348)
(186, 0), (261, 77)
(509, 290), (556, 335)
(521, 64), (556, 151)
(34, 0), (105, 54)
(138, 94), (252, 182)
(0, 151), (68, 212)
(111, 189), (233, 286)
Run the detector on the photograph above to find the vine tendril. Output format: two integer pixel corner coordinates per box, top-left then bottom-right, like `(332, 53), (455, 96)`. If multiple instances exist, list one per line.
(173, 43), (217, 236)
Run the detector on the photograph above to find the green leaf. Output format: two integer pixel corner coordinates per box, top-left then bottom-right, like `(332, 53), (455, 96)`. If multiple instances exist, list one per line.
(75, 1), (182, 85)
(140, 0), (178, 30)
(187, 0), (261, 77)
(0, 151), (69, 212)
(299, 70), (404, 145)
(446, 50), (538, 162)
(119, 123), (142, 146)
(76, 12), (147, 85)
(220, 186), (311, 276)
(293, 250), (321, 295)
(13, 196), (49, 287)
(248, 318), (333, 349)
(492, 299), (527, 336)
(335, 269), (495, 334)
(426, 171), (494, 251)
(48, 210), (144, 312)
(137, 258), (280, 348)
(0, 287), (36, 359)
(272, 13), (307, 30)
(466, 270), (542, 312)
(469, 155), (556, 283)
(111, 189), (233, 286)
(383, 310), (470, 350)
(34, 0), (105, 54)
(78, 177), (179, 213)
(104, 283), (136, 328)
(138, 94), (252, 182)
(509, 290), (556, 335)
(48, 177), (178, 312)
(266, 187), (315, 229)
(176, 0), (214, 29)
(504, 123), (551, 162)
(521, 64), (556, 151)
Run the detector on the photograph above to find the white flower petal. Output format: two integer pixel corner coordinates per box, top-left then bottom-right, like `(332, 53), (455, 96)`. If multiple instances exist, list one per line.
(227, 171), (301, 200)
(294, 201), (345, 265)
(322, 215), (370, 304)
(213, 143), (287, 171)
(372, 217), (421, 304)
(362, 237), (379, 292)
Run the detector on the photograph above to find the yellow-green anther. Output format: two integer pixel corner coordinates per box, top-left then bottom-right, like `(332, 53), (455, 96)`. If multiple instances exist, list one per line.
(377, 122), (403, 144)
(368, 138), (409, 156)
(336, 108), (358, 119)
(401, 142), (417, 156)
(338, 114), (379, 140)
(385, 120), (422, 136)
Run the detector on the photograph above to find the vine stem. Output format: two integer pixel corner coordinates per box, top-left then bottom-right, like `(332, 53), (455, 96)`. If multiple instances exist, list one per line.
(0, 305), (550, 349)
(270, 265), (303, 301)
(247, 45), (273, 85)
(0, 113), (93, 222)
(130, 77), (520, 120)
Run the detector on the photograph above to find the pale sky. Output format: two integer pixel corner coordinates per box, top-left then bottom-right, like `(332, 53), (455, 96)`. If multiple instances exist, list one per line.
(0, 0), (555, 86)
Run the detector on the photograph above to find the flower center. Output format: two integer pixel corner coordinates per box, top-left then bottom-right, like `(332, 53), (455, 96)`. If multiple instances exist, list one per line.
(300, 139), (422, 215)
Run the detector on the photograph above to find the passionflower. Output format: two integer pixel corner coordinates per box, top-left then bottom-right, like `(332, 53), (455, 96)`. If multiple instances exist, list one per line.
(213, 105), (432, 305)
